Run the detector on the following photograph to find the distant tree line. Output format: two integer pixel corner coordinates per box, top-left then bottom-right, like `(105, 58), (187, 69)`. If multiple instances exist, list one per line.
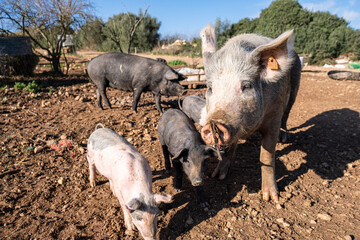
(75, 10), (161, 53)
(216, 0), (360, 64)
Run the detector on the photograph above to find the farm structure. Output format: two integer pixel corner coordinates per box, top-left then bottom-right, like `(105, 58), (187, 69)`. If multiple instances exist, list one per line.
(0, 36), (39, 76)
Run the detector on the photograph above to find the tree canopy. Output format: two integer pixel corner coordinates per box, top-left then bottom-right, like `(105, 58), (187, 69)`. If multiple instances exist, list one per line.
(218, 0), (360, 63)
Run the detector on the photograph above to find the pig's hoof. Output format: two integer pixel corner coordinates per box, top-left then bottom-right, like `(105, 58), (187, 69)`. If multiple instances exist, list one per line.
(211, 168), (219, 178)
(200, 201), (210, 208)
(218, 172), (227, 180)
(279, 131), (288, 143)
(262, 190), (279, 202)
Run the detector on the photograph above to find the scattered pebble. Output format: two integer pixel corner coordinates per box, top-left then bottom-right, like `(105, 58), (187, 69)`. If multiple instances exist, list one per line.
(317, 213), (332, 221)
(343, 235), (353, 240)
(276, 203), (283, 209)
(310, 220), (317, 224)
(58, 177), (64, 185)
(34, 146), (44, 154)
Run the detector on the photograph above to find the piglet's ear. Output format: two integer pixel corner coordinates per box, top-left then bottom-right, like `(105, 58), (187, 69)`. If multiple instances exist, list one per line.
(154, 194), (172, 204)
(249, 30), (295, 82)
(172, 148), (188, 161)
(126, 198), (142, 212)
(204, 145), (219, 158)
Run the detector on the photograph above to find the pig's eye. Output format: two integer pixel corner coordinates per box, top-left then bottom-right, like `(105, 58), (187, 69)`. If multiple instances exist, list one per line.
(242, 81), (253, 91)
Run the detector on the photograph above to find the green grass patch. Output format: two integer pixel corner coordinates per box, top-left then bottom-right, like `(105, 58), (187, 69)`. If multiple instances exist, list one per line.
(168, 60), (188, 66)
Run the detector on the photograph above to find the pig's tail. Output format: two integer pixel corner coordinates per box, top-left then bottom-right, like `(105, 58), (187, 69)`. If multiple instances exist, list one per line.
(95, 123), (105, 130)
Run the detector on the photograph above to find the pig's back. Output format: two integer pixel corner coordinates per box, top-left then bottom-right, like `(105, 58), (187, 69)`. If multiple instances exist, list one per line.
(88, 128), (152, 191)
(158, 109), (201, 150)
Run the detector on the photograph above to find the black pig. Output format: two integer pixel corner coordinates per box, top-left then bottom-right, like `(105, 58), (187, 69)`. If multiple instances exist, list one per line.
(180, 95), (206, 126)
(158, 109), (218, 207)
(87, 53), (186, 113)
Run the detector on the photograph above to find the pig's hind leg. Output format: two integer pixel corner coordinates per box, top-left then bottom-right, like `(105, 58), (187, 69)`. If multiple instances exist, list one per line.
(87, 155), (97, 187)
(96, 83), (111, 110)
(132, 87), (144, 113)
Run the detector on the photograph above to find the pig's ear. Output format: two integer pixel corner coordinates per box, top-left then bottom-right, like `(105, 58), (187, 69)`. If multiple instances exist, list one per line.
(249, 29), (295, 82)
(126, 198), (142, 212)
(200, 24), (217, 69)
(172, 148), (189, 161)
(204, 145), (219, 158)
(165, 69), (180, 81)
(154, 194), (172, 204)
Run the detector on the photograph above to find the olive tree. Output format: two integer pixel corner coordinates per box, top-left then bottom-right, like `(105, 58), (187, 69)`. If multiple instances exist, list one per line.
(0, 0), (93, 73)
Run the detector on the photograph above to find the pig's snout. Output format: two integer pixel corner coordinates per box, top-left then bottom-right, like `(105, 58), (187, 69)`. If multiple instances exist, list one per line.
(191, 177), (203, 186)
(201, 122), (230, 145)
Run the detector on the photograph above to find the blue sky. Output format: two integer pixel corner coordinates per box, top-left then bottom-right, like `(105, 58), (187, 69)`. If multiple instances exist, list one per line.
(92, 0), (360, 39)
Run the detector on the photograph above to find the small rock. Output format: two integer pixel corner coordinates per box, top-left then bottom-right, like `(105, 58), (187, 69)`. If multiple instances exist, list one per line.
(58, 177), (64, 185)
(317, 213), (332, 221)
(127, 138), (133, 142)
(283, 221), (290, 227)
(46, 140), (57, 147)
(310, 220), (317, 224)
(60, 134), (67, 140)
(303, 199), (312, 208)
(143, 134), (152, 141)
(276, 203), (283, 209)
(343, 235), (353, 240)
(75, 96), (80, 101)
(34, 146), (44, 154)
(186, 215), (194, 225)
(276, 218), (285, 223)
(78, 147), (85, 154)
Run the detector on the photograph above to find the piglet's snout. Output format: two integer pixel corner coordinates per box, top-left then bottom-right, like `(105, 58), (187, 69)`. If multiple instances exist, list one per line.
(201, 122), (230, 145)
(191, 177), (203, 186)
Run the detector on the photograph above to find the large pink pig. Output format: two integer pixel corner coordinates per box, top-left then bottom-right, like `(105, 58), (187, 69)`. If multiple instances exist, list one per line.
(87, 124), (171, 240)
(199, 24), (301, 202)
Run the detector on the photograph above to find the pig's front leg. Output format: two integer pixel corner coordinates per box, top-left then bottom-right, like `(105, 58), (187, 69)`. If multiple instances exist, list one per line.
(121, 204), (135, 231)
(132, 87), (143, 113)
(211, 143), (237, 180)
(153, 92), (163, 113)
(173, 161), (183, 191)
(259, 127), (280, 202)
(161, 145), (171, 173)
(195, 186), (209, 208)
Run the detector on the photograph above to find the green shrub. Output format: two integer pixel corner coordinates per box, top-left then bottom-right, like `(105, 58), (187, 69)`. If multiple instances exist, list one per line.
(14, 82), (26, 91)
(168, 60), (187, 66)
(25, 81), (41, 93)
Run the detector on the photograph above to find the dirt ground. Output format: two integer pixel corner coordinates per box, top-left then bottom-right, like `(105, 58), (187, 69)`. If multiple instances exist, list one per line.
(0, 51), (359, 240)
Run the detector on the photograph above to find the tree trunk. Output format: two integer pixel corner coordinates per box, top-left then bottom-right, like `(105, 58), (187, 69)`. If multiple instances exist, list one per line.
(51, 55), (61, 74)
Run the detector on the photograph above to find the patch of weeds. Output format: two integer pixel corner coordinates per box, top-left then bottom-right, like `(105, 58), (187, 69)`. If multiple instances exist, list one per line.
(14, 82), (26, 92)
(168, 60), (188, 66)
(25, 81), (41, 93)
(2, 97), (8, 104)
(49, 87), (55, 94)
(0, 85), (9, 90)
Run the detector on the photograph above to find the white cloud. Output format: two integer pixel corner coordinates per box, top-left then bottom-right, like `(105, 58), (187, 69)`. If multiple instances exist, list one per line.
(302, 0), (336, 12)
(349, 0), (356, 6)
(342, 10), (360, 22)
